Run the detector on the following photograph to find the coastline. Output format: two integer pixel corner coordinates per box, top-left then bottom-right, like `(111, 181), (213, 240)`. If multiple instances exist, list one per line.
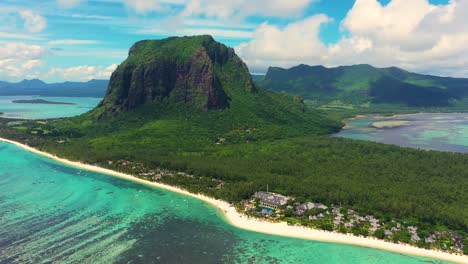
(370, 120), (411, 129)
(341, 112), (468, 131)
(345, 112), (468, 123)
(0, 137), (466, 264)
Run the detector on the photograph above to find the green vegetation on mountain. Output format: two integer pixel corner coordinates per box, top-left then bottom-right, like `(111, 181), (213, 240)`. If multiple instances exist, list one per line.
(259, 64), (468, 109)
(84, 35), (339, 138)
(0, 36), (467, 253)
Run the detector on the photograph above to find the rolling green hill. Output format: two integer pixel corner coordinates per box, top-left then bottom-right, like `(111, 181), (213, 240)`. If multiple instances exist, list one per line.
(258, 64), (468, 108)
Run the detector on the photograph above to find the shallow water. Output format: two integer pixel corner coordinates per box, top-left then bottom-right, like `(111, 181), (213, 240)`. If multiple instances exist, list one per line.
(335, 113), (468, 153)
(0, 96), (102, 119)
(0, 142), (450, 263)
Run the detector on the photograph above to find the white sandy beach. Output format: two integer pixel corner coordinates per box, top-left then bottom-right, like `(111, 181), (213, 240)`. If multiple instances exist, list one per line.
(0, 137), (466, 264)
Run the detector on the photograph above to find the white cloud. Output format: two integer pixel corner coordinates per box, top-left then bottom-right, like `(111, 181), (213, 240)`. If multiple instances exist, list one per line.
(237, 0), (468, 77)
(22, 59), (43, 70)
(57, 0), (84, 9)
(47, 64), (118, 81)
(0, 42), (48, 80)
(179, 0), (316, 19)
(124, 0), (166, 13)
(48, 39), (102, 45)
(19, 10), (47, 33)
(0, 42), (48, 60)
(236, 15), (331, 71)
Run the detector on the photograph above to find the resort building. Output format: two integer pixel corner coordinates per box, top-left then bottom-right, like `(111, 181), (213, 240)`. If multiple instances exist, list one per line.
(295, 202), (328, 216)
(253, 191), (291, 209)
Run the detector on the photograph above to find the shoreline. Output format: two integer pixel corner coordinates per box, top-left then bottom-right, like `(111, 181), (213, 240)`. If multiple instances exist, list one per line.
(345, 112), (468, 123)
(370, 120), (411, 129)
(0, 137), (466, 264)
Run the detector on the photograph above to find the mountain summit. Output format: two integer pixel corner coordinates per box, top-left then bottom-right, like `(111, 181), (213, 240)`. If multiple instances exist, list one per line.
(65, 35), (340, 144)
(99, 35), (255, 113)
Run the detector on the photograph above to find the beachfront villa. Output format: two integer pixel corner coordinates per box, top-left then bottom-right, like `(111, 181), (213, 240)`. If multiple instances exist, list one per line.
(252, 191), (291, 209)
(295, 202), (328, 216)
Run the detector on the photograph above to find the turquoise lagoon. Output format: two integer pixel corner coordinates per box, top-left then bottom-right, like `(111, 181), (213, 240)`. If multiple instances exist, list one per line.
(0, 96), (102, 119)
(0, 142), (451, 263)
(335, 113), (468, 153)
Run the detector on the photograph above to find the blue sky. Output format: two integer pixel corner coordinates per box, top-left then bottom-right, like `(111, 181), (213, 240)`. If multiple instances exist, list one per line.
(0, 0), (465, 82)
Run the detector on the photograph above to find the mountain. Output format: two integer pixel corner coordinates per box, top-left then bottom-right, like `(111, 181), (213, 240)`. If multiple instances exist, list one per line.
(78, 35), (340, 137)
(98, 36), (245, 113)
(16, 79), (48, 89)
(2, 36), (467, 243)
(1, 36), (341, 152)
(251, 74), (265, 82)
(0, 79), (109, 97)
(258, 64), (468, 107)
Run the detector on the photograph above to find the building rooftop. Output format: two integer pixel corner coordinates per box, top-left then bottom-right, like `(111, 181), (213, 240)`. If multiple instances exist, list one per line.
(297, 202), (328, 211)
(253, 191), (290, 207)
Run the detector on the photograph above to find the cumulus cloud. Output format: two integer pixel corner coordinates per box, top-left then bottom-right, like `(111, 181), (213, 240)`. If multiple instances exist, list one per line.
(0, 42), (48, 61)
(47, 64), (118, 81)
(0, 41), (118, 81)
(237, 0), (468, 77)
(236, 15), (331, 71)
(0, 42), (48, 80)
(18, 10), (47, 33)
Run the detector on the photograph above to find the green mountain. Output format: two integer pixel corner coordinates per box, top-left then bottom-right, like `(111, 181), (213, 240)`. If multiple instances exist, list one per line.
(251, 74), (266, 82)
(56, 35), (341, 142)
(259, 64), (468, 107)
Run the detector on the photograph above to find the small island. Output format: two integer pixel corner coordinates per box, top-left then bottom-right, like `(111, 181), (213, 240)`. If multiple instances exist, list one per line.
(12, 99), (76, 105)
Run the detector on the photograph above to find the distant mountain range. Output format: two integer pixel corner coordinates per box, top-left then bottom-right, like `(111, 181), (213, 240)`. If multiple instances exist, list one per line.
(256, 64), (468, 107)
(0, 79), (109, 97)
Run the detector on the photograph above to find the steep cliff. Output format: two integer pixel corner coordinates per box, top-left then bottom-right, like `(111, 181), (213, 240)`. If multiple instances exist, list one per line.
(98, 35), (255, 113)
(74, 35), (340, 138)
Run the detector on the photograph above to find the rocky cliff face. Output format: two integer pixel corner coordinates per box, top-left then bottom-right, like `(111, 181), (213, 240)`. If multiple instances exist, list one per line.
(99, 35), (255, 113)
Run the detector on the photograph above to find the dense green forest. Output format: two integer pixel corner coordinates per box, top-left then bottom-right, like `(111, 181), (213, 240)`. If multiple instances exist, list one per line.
(258, 64), (468, 109)
(0, 36), (467, 254)
(1, 111), (467, 234)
